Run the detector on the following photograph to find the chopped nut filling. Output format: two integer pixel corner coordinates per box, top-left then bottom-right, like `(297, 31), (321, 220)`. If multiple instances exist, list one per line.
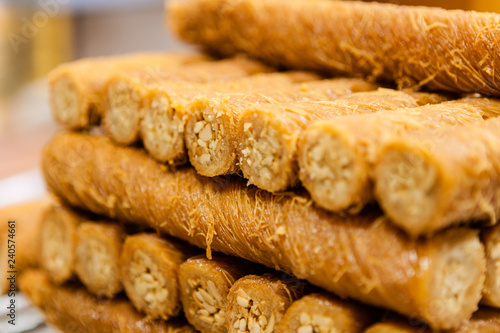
(129, 251), (169, 311)
(231, 290), (276, 333)
(188, 278), (226, 326)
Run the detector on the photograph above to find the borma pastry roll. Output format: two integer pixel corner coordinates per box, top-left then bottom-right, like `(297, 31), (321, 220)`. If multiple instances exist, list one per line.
(482, 224), (500, 307)
(120, 233), (197, 320)
(364, 307), (500, 333)
(0, 197), (51, 294)
(74, 221), (126, 298)
(185, 78), (377, 177)
(49, 52), (205, 129)
(40, 204), (84, 285)
(238, 89), (447, 192)
(168, 0), (500, 96)
(299, 97), (500, 215)
(375, 116), (500, 237)
(104, 56), (273, 145)
(19, 269), (197, 333)
(140, 71), (320, 165)
(42, 132), (486, 330)
(179, 254), (258, 333)
(226, 274), (306, 333)
(277, 292), (380, 333)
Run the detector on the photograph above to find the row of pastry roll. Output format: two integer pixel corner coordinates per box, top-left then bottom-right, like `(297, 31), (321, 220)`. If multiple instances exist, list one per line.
(19, 268), (500, 333)
(13, 194), (500, 332)
(40, 131), (500, 330)
(48, 51), (500, 237)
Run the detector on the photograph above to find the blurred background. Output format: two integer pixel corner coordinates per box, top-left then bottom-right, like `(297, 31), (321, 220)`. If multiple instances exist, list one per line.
(0, 0), (499, 207)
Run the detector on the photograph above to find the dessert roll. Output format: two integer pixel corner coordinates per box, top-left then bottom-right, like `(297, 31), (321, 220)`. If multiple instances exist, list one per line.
(74, 221), (126, 298)
(226, 274), (306, 333)
(140, 71), (319, 165)
(299, 97), (500, 215)
(179, 253), (257, 332)
(104, 55), (272, 144)
(238, 89), (446, 192)
(185, 78), (377, 176)
(120, 233), (197, 320)
(278, 292), (380, 333)
(49, 52), (205, 128)
(40, 204), (84, 284)
(169, 0), (500, 96)
(42, 132), (486, 330)
(375, 116), (500, 236)
(20, 269), (197, 333)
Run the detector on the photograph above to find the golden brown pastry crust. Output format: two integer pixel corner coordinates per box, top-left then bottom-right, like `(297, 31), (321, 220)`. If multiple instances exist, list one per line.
(225, 274), (305, 333)
(74, 221), (125, 298)
(185, 78), (377, 177)
(49, 52), (206, 129)
(0, 197), (51, 294)
(375, 116), (500, 236)
(238, 88), (446, 192)
(169, 0), (500, 96)
(277, 292), (380, 333)
(103, 55), (273, 145)
(179, 254), (256, 333)
(365, 307), (500, 333)
(481, 224), (500, 307)
(19, 269), (197, 333)
(40, 203), (85, 285)
(41, 132), (485, 330)
(300, 97), (500, 216)
(141, 71), (319, 165)
(120, 233), (195, 320)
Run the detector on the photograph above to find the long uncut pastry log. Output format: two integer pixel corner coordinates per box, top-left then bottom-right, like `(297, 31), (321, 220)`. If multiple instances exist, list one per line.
(238, 89), (447, 192)
(364, 307), (500, 333)
(0, 198), (50, 294)
(120, 233), (197, 320)
(169, 0), (500, 96)
(185, 78), (378, 176)
(226, 274), (305, 333)
(19, 269), (197, 333)
(482, 224), (500, 307)
(277, 292), (380, 333)
(74, 221), (125, 298)
(179, 254), (258, 333)
(49, 52), (206, 129)
(104, 56), (273, 145)
(42, 132), (486, 330)
(40, 204), (85, 284)
(299, 97), (500, 215)
(375, 116), (500, 236)
(140, 71), (319, 165)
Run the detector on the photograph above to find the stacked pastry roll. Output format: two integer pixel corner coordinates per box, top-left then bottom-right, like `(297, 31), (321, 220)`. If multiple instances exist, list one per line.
(20, 0), (500, 331)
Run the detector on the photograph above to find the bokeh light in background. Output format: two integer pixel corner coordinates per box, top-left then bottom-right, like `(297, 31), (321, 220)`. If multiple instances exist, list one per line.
(0, 0), (499, 206)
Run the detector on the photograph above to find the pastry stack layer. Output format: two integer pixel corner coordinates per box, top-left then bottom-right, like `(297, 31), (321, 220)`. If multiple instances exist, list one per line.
(18, 0), (500, 332)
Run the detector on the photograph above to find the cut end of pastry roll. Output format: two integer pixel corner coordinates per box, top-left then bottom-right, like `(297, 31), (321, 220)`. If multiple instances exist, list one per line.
(74, 222), (125, 298)
(239, 107), (298, 192)
(278, 293), (380, 333)
(186, 99), (238, 176)
(481, 225), (500, 307)
(40, 205), (81, 284)
(424, 228), (485, 330)
(299, 123), (369, 213)
(141, 90), (187, 164)
(104, 75), (144, 145)
(50, 74), (84, 128)
(179, 254), (250, 333)
(120, 233), (188, 320)
(226, 274), (303, 333)
(374, 142), (448, 236)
